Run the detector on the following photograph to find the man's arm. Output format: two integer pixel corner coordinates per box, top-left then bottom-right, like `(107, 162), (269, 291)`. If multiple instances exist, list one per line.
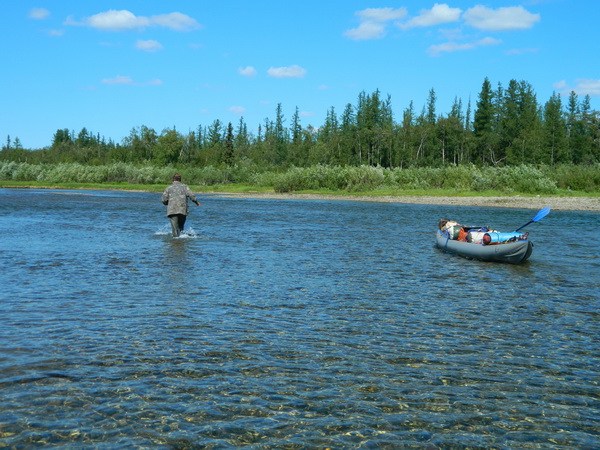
(186, 187), (200, 206)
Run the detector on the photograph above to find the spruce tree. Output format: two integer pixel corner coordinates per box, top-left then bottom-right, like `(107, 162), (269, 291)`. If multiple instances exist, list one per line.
(542, 92), (568, 164)
(473, 77), (495, 164)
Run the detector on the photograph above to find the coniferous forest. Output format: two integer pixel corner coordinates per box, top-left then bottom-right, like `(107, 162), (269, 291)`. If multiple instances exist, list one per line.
(2, 78), (599, 193)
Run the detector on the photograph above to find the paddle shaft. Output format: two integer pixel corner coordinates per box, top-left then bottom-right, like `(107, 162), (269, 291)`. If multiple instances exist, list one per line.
(515, 220), (533, 232)
(514, 207), (551, 232)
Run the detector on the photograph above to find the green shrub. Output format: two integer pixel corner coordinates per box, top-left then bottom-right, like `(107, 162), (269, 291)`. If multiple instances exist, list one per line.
(1, 161), (597, 195)
(387, 167), (433, 190)
(273, 165), (386, 192)
(548, 164), (600, 192)
(492, 165), (557, 194)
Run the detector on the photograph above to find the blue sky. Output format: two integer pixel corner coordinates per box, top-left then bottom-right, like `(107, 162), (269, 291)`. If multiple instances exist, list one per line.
(2, 0), (599, 149)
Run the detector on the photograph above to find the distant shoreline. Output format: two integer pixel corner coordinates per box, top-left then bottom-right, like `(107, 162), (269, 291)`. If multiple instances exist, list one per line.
(2, 183), (599, 211)
(213, 192), (600, 212)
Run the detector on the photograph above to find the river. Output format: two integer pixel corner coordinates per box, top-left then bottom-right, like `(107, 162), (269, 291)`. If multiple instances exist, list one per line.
(0, 188), (598, 447)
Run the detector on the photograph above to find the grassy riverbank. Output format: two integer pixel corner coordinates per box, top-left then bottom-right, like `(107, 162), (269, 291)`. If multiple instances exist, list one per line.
(2, 178), (598, 197)
(0, 180), (272, 194)
(2, 162), (600, 191)
(1, 162), (599, 210)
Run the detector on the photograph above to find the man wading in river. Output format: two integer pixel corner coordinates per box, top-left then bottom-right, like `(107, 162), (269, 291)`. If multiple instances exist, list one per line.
(161, 173), (200, 237)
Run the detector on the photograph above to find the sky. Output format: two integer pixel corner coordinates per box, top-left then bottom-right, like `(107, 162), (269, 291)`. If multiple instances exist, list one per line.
(2, 0), (599, 149)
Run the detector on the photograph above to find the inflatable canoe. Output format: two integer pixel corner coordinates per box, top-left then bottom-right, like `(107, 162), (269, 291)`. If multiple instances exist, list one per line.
(435, 229), (533, 264)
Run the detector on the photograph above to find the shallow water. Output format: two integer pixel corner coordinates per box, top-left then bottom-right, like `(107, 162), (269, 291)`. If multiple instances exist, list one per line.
(0, 188), (598, 447)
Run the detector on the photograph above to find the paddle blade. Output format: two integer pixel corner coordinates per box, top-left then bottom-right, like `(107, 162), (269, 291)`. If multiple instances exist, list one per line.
(532, 206), (551, 222)
(515, 206), (551, 232)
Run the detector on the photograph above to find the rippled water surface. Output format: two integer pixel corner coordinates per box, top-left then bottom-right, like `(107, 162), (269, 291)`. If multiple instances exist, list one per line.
(1, 188), (598, 448)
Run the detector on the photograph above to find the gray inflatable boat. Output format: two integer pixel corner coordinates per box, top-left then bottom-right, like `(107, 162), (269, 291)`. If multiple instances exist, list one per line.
(435, 229), (533, 264)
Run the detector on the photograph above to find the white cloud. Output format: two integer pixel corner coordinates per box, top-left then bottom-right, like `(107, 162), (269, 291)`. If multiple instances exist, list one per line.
(229, 106), (246, 115)
(238, 66), (257, 77)
(68, 9), (200, 32)
(101, 75), (163, 86)
(463, 5), (540, 31)
(136, 39), (163, 52)
(344, 7), (407, 40)
(400, 3), (461, 29)
(102, 75), (134, 85)
(267, 65), (307, 78)
(345, 21), (387, 40)
(346, 3), (540, 53)
(29, 8), (50, 20)
(84, 10), (148, 30)
(575, 79), (600, 96)
(150, 12), (200, 31)
(357, 7), (407, 22)
(553, 80), (568, 91)
(428, 36), (501, 56)
(555, 79), (600, 96)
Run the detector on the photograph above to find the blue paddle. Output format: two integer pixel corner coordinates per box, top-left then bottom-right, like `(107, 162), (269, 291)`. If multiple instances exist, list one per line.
(514, 206), (551, 232)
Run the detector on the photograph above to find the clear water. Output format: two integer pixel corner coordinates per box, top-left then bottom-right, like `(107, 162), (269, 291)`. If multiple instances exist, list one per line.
(0, 188), (598, 448)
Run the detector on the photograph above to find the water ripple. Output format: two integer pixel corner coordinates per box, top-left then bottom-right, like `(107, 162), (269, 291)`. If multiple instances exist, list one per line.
(0, 190), (598, 447)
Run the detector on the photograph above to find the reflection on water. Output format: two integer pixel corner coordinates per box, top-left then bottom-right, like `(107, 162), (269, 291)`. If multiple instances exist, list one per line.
(0, 189), (598, 447)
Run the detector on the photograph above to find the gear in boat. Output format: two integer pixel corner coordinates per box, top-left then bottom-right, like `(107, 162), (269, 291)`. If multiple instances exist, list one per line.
(438, 219), (529, 245)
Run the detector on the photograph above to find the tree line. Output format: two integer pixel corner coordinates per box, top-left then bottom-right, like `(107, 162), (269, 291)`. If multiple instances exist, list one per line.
(2, 77), (599, 168)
